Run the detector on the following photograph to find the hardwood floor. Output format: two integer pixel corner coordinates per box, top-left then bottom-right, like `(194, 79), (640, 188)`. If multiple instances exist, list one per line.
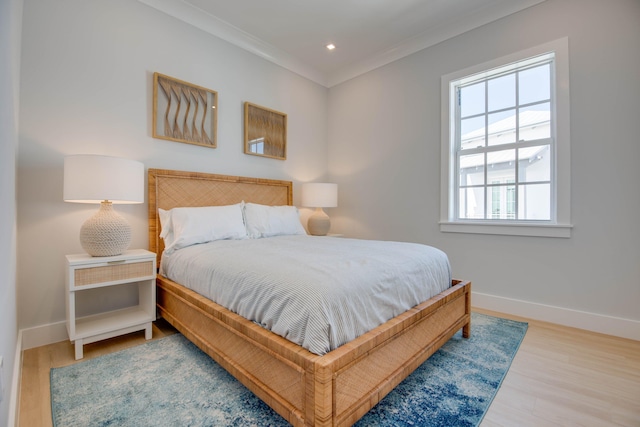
(18, 311), (640, 426)
(475, 309), (640, 427)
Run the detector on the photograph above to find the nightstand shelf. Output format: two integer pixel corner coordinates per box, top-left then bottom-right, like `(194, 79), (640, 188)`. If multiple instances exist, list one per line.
(74, 306), (153, 339)
(66, 249), (156, 360)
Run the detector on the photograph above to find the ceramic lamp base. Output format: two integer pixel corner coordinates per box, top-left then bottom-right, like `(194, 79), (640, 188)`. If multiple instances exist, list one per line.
(307, 207), (331, 236)
(80, 201), (132, 256)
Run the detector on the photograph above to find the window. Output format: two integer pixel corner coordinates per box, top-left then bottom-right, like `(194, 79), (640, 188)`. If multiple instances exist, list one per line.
(440, 38), (572, 238)
(457, 54), (552, 221)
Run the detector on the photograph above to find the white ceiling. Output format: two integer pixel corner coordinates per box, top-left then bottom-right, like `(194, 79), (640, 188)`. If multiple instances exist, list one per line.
(138, 0), (546, 87)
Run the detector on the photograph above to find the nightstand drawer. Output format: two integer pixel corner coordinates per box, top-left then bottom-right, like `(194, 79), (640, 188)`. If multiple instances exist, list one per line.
(74, 261), (154, 287)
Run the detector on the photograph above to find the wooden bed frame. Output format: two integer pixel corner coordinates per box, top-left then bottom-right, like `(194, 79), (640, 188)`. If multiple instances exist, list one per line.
(148, 168), (471, 427)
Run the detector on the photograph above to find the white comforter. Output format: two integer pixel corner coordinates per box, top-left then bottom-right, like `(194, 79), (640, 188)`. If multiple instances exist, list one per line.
(160, 235), (451, 355)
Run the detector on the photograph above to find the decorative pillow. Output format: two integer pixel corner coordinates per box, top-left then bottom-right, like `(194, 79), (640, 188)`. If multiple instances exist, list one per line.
(243, 203), (307, 239)
(158, 208), (174, 248)
(161, 203), (247, 254)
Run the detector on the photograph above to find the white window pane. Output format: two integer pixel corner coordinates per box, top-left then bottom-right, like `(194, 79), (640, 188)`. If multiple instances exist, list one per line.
(518, 183), (551, 220)
(519, 63), (550, 105)
(459, 153), (485, 186)
(460, 116), (485, 149)
(519, 103), (550, 141)
(519, 145), (550, 183)
(488, 109), (516, 146)
(459, 187), (485, 219)
(487, 150), (515, 183)
(488, 73), (515, 112)
(460, 82), (485, 117)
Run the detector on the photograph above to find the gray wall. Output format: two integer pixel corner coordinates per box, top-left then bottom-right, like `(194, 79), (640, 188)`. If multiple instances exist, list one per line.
(0, 0), (21, 424)
(327, 0), (640, 327)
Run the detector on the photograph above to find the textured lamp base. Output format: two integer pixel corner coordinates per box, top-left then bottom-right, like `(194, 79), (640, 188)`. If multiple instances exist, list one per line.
(80, 201), (132, 257)
(307, 208), (331, 236)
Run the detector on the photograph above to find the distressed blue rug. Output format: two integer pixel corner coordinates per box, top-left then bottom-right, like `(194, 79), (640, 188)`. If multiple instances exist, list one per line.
(51, 313), (527, 426)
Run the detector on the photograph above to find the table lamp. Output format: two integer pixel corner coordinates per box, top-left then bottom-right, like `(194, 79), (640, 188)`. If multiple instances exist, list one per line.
(64, 155), (144, 256)
(302, 183), (338, 236)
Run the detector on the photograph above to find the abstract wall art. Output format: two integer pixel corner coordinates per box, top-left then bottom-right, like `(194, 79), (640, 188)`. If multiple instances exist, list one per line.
(244, 102), (287, 160)
(153, 73), (218, 148)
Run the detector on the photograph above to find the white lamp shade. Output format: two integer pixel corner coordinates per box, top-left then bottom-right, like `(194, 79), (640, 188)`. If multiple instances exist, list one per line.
(64, 155), (144, 256)
(301, 183), (338, 208)
(64, 155), (144, 204)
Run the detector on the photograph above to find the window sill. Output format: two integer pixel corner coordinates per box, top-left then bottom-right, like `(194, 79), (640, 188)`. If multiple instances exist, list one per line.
(439, 221), (572, 238)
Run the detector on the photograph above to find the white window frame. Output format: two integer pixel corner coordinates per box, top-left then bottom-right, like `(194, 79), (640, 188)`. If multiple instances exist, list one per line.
(440, 38), (572, 238)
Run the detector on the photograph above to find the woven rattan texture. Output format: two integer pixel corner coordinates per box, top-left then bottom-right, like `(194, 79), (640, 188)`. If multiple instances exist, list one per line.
(74, 261), (154, 287)
(156, 178), (287, 209)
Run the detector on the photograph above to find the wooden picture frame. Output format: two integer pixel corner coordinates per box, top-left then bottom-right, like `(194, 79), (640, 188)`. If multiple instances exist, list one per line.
(244, 102), (287, 160)
(153, 73), (217, 148)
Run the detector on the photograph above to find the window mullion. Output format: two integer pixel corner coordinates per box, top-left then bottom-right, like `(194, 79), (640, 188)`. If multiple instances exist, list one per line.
(483, 80), (489, 220)
(455, 87), (462, 220)
(550, 59), (558, 222)
(514, 68), (521, 220)
(461, 138), (552, 156)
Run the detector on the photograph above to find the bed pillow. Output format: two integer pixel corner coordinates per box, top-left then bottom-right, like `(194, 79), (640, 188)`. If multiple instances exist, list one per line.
(158, 208), (175, 248)
(162, 203), (248, 254)
(244, 203), (307, 239)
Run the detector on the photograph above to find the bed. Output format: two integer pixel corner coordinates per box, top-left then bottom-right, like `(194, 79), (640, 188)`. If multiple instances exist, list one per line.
(148, 168), (471, 427)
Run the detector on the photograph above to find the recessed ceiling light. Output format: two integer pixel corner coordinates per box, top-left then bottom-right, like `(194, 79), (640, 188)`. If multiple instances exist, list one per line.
(326, 44), (336, 51)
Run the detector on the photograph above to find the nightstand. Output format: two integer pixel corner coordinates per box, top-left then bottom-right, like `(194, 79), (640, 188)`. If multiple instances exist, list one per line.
(65, 249), (156, 360)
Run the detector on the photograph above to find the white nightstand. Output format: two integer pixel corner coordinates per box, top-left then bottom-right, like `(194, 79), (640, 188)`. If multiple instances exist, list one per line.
(65, 249), (156, 360)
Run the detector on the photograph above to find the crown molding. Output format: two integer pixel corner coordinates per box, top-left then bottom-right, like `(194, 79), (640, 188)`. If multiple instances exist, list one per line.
(137, 0), (328, 86)
(138, 0), (546, 88)
(327, 0), (547, 87)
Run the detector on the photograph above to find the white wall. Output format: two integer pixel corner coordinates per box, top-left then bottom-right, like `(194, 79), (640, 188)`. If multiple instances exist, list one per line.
(17, 0), (328, 332)
(0, 0), (22, 423)
(328, 0), (640, 331)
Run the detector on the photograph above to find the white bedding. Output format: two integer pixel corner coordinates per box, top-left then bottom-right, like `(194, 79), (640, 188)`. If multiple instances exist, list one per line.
(160, 235), (451, 355)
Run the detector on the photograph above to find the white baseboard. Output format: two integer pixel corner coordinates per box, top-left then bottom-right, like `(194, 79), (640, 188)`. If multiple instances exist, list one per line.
(20, 320), (68, 351)
(9, 322), (67, 427)
(473, 292), (640, 341)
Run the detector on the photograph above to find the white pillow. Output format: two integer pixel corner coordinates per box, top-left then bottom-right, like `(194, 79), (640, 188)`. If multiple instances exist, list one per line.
(158, 208), (174, 248)
(244, 203), (307, 239)
(161, 203), (247, 254)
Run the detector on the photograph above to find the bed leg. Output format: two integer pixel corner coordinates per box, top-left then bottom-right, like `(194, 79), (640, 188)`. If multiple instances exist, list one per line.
(463, 322), (471, 338)
(463, 281), (471, 338)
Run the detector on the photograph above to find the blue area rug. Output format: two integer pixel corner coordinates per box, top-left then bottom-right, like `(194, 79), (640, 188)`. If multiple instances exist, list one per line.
(51, 313), (527, 426)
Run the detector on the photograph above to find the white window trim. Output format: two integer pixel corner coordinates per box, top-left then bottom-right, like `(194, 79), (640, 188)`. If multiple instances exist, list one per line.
(440, 37), (572, 238)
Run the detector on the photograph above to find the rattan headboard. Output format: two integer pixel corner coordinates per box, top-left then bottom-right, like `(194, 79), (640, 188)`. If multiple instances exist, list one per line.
(148, 168), (293, 267)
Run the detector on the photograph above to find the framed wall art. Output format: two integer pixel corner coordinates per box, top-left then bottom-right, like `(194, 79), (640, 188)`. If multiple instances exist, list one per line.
(153, 72), (218, 148)
(244, 102), (287, 160)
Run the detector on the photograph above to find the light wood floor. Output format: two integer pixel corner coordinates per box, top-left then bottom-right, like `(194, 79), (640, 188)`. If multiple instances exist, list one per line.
(18, 310), (640, 426)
